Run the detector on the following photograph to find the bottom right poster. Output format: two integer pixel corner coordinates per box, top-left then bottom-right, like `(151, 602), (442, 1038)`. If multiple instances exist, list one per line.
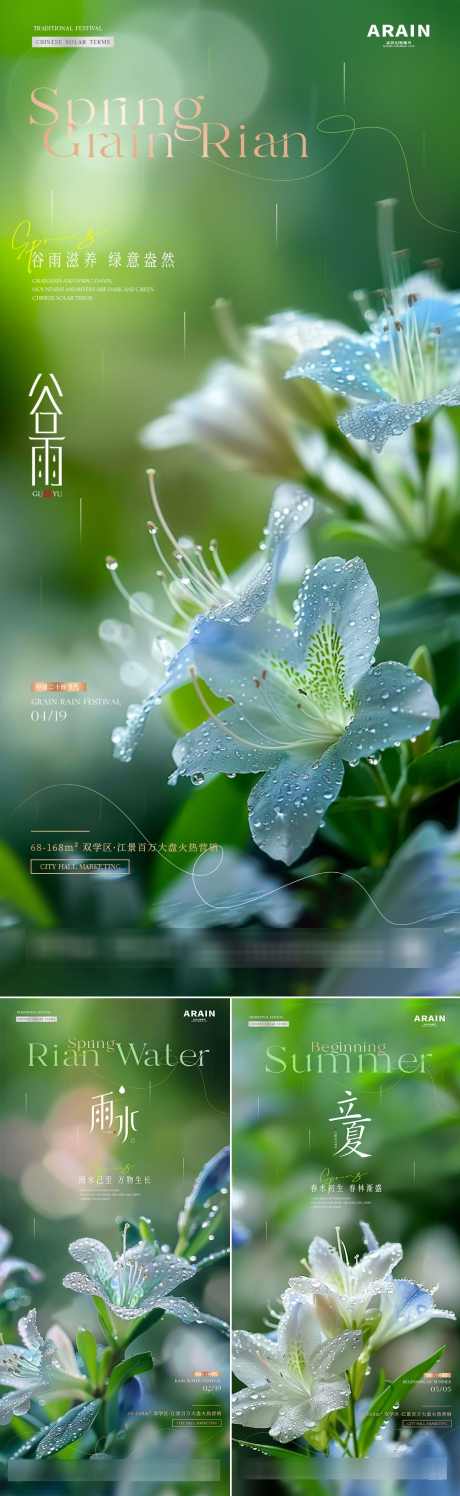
(232, 998), (460, 1492)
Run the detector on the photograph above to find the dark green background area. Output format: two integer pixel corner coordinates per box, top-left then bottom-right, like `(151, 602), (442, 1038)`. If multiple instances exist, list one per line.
(0, 997), (229, 1308)
(0, 996), (229, 1487)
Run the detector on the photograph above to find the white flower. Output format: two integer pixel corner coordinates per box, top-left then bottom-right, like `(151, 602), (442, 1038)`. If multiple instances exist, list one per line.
(283, 1222), (403, 1335)
(0, 1309), (86, 1425)
(0, 1225), (43, 1292)
(140, 302), (345, 477)
(62, 1232), (225, 1331)
(232, 1297), (362, 1443)
(283, 1223), (456, 1353)
(141, 357), (306, 477)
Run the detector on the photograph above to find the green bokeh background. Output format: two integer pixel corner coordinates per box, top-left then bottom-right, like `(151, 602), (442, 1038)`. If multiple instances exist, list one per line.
(1, 0), (459, 992)
(233, 996), (460, 1489)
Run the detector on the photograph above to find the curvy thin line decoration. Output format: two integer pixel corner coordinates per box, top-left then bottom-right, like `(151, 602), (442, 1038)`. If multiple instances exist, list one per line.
(204, 113), (459, 238)
(189, 854), (459, 931)
(11, 782), (459, 934)
(197, 1064), (229, 1117)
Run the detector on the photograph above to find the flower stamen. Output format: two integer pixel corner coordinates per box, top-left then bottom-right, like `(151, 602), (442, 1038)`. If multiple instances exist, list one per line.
(105, 557), (183, 638)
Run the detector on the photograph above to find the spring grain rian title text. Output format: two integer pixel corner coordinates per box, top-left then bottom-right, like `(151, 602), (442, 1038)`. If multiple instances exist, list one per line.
(29, 89), (309, 160)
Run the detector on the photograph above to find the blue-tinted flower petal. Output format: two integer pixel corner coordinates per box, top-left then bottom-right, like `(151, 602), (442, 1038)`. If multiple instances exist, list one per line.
(154, 850), (302, 930)
(248, 747), (344, 864)
(0, 1390), (32, 1424)
(319, 819), (460, 997)
(265, 483), (314, 583)
(186, 1147), (230, 1207)
(339, 386), (460, 451)
(340, 662), (439, 761)
(112, 642), (196, 760)
(158, 1298), (229, 1333)
(409, 296), (460, 349)
(233, 1220), (251, 1247)
(68, 1237), (115, 1281)
(156, 641), (197, 697)
(171, 706), (284, 784)
(371, 1278), (455, 1348)
(286, 336), (389, 402)
(0, 1255), (43, 1287)
(156, 590), (289, 707)
(191, 613), (301, 709)
(360, 1222), (379, 1254)
(405, 1430), (449, 1493)
(294, 557), (380, 689)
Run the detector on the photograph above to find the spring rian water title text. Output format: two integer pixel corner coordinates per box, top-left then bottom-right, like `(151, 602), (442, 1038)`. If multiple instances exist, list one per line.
(28, 89), (308, 160)
(27, 1037), (210, 1067)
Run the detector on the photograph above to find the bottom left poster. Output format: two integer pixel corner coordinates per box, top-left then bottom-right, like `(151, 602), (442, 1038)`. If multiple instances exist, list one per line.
(0, 997), (230, 1493)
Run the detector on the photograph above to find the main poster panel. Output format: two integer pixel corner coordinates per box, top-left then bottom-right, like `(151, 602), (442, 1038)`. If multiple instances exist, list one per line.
(0, 997), (230, 1490)
(232, 997), (460, 1490)
(1, 3), (460, 995)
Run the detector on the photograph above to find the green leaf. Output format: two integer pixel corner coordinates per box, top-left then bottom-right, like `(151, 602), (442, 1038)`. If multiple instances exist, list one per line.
(10, 1427), (49, 1460)
(107, 1352), (153, 1399)
(381, 590), (460, 652)
(359, 1346), (445, 1455)
(93, 1295), (116, 1345)
(148, 776), (248, 906)
(35, 1399), (101, 1458)
(234, 1441), (327, 1492)
(320, 520), (386, 547)
(97, 1346), (114, 1384)
(407, 741), (460, 799)
(324, 797), (393, 866)
(0, 841), (56, 927)
(76, 1329), (98, 1386)
(138, 1217), (158, 1245)
(123, 1307), (165, 1348)
(409, 644), (436, 690)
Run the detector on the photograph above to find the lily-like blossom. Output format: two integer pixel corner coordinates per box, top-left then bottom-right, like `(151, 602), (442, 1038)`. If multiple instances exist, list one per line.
(140, 302), (345, 477)
(232, 1297), (362, 1443)
(63, 1234), (221, 1329)
(107, 473), (313, 765)
(141, 356), (305, 477)
(170, 555), (439, 864)
(0, 1308), (86, 1425)
(286, 202), (460, 450)
(153, 849), (303, 930)
(322, 818), (460, 996)
(283, 1223), (455, 1353)
(0, 1225), (43, 1292)
(283, 1222), (403, 1337)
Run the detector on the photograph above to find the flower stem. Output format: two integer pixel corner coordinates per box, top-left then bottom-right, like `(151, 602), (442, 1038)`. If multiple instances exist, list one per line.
(347, 1372), (360, 1459)
(334, 1429), (353, 1454)
(413, 418), (432, 487)
(367, 759), (395, 808)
